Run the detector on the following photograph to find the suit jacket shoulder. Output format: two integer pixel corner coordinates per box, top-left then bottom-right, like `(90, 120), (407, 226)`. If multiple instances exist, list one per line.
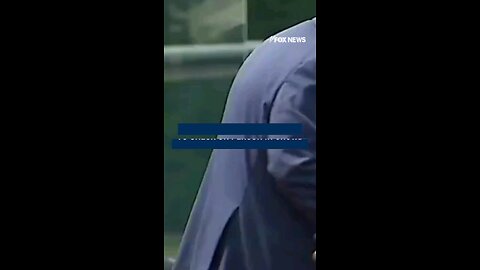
(229, 19), (316, 108)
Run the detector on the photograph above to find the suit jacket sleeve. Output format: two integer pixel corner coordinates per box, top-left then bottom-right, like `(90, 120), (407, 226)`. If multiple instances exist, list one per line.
(267, 60), (316, 226)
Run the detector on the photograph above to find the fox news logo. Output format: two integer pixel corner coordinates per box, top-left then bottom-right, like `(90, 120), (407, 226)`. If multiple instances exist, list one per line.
(267, 36), (307, 43)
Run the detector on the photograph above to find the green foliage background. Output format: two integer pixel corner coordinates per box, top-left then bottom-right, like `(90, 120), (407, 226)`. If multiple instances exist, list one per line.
(164, 0), (316, 45)
(164, 80), (230, 232)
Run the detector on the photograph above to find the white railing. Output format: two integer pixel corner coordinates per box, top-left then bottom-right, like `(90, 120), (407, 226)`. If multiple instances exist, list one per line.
(164, 41), (262, 82)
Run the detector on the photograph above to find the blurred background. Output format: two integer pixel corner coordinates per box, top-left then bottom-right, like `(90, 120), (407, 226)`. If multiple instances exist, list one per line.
(164, 0), (315, 259)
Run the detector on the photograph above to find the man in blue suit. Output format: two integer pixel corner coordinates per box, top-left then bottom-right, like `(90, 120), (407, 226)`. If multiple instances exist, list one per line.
(173, 18), (316, 270)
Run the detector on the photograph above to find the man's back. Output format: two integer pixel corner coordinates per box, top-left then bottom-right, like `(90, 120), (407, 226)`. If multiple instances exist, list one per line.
(173, 18), (316, 270)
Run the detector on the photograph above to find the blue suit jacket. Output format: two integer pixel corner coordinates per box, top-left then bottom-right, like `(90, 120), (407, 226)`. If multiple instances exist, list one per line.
(173, 18), (316, 270)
